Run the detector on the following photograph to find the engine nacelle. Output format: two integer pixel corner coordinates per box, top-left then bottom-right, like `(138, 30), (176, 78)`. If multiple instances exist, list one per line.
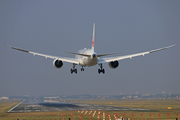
(108, 61), (119, 69)
(53, 59), (63, 68)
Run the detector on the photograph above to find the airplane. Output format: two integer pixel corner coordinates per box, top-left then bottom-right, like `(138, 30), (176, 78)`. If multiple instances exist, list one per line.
(5, 23), (175, 74)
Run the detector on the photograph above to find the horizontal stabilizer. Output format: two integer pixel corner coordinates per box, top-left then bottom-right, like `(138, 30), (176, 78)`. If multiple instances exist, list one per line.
(97, 52), (122, 57)
(66, 51), (122, 58)
(66, 52), (91, 57)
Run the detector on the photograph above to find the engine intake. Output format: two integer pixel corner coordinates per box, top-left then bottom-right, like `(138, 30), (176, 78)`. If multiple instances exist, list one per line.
(108, 61), (119, 69)
(53, 59), (63, 68)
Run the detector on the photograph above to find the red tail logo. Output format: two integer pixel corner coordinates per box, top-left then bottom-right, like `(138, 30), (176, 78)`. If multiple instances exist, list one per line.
(92, 37), (94, 47)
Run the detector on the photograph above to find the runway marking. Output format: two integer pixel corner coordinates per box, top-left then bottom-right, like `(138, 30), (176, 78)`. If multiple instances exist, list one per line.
(7, 100), (25, 113)
(103, 112), (105, 120)
(110, 115), (112, 120)
(84, 111), (88, 114)
(92, 111), (96, 117)
(89, 110), (92, 114)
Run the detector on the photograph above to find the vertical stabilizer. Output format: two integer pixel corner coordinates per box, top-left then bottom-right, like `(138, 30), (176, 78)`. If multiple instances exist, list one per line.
(92, 23), (95, 52)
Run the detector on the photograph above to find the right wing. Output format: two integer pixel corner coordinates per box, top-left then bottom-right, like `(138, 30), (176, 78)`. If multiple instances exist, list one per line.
(98, 44), (176, 64)
(4, 44), (79, 64)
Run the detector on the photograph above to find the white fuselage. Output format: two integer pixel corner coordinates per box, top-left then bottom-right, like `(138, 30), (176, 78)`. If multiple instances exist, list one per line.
(76, 48), (98, 66)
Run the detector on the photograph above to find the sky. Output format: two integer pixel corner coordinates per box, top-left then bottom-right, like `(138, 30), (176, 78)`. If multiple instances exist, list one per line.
(0, 0), (180, 96)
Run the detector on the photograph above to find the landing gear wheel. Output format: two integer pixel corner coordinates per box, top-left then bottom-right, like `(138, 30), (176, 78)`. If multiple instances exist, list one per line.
(71, 69), (73, 74)
(102, 69), (105, 74)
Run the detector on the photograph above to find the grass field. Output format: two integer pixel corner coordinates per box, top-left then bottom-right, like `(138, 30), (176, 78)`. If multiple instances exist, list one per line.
(0, 99), (179, 120)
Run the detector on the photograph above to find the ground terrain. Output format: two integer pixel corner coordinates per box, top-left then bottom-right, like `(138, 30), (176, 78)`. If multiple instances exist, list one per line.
(0, 99), (179, 120)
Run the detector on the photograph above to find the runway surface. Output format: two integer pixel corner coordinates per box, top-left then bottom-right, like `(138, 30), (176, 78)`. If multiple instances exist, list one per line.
(8, 100), (150, 113)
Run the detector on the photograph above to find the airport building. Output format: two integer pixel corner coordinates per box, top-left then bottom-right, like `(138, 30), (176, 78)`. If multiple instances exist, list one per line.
(0, 97), (9, 100)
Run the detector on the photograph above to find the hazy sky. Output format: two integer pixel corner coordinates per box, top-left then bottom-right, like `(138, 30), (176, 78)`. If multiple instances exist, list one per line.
(1, 0), (180, 96)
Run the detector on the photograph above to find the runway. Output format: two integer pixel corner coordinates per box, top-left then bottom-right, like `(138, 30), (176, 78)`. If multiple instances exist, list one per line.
(8, 100), (150, 113)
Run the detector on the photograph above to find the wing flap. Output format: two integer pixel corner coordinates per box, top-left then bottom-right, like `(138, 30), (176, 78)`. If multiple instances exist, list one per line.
(99, 51), (149, 63)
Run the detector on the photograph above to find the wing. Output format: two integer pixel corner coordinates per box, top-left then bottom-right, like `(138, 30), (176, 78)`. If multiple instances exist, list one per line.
(4, 44), (79, 64)
(98, 44), (176, 64)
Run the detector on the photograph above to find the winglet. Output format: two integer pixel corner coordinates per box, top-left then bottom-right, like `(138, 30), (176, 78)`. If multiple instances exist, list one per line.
(149, 44), (176, 53)
(4, 43), (10, 47)
(4, 43), (29, 53)
(92, 23), (95, 52)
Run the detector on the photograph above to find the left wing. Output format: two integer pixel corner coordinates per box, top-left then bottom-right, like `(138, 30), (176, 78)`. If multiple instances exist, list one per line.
(4, 44), (79, 64)
(98, 44), (176, 64)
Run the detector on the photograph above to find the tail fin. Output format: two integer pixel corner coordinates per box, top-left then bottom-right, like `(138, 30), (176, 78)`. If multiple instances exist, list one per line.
(92, 23), (95, 52)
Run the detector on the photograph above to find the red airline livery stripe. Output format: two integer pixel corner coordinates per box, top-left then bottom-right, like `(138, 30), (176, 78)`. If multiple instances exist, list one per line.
(92, 37), (94, 47)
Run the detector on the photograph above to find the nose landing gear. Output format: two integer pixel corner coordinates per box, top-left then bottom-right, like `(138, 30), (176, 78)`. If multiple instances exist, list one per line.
(98, 63), (105, 74)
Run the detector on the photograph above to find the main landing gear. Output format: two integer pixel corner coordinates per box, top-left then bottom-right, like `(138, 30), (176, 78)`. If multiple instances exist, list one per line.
(71, 63), (77, 74)
(98, 63), (105, 74)
(70, 64), (105, 74)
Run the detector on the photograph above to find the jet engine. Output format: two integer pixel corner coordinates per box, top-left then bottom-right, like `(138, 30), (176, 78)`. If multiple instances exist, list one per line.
(108, 61), (119, 69)
(53, 59), (63, 68)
